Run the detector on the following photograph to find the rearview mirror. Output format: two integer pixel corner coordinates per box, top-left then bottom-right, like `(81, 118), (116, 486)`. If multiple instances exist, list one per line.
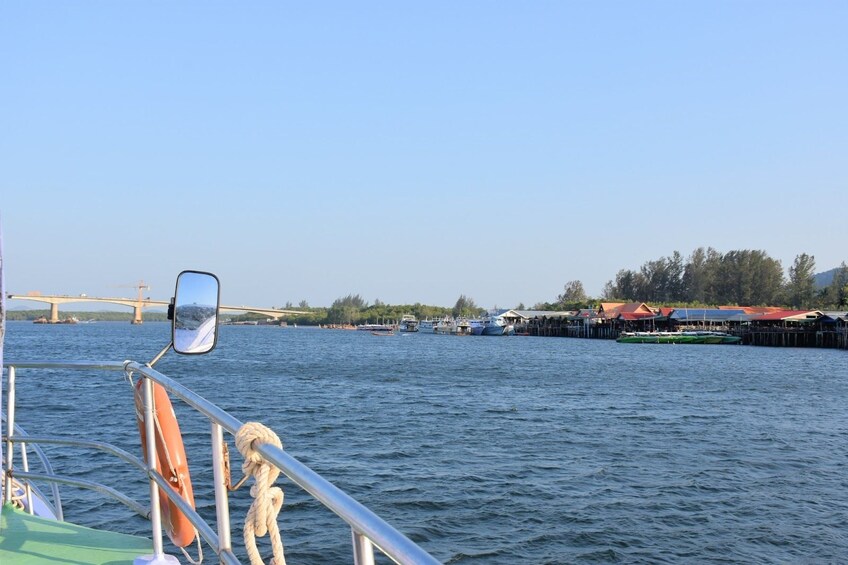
(172, 270), (220, 355)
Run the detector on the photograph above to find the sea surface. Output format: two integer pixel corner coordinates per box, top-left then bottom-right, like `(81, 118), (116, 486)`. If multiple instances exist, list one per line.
(3, 321), (848, 563)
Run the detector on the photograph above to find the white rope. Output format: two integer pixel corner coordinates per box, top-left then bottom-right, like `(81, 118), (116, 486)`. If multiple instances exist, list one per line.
(235, 422), (286, 565)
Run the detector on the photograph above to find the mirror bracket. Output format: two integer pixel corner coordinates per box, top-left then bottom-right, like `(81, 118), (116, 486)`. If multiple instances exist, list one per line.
(147, 341), (173, 368)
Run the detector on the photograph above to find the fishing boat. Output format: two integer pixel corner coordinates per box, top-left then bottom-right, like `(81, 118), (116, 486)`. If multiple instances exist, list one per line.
(0, 232), (439, 564)
(616, 331), (742, 344)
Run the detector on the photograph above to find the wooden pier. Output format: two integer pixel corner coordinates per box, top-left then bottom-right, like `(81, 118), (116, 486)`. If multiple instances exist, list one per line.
(525, 314), (848, 350)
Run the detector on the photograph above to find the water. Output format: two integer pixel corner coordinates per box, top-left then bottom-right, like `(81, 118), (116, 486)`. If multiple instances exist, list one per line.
(3, 321), (848, 563)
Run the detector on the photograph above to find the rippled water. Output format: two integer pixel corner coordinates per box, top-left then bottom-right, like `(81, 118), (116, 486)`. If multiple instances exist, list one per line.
(4, 322), (848, 563)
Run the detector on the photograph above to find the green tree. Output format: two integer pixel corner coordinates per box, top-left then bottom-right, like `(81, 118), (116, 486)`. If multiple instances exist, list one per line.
(682, 247), (721, 303)
(603, 269), (642, 301)
(557, 280), (587, 309)
(821, 262), (848, 307)
(787, 253), (816, 309)
(452, 295), (480, 317)
(326, 293), (367, 324)
(711, 249), (783, 306)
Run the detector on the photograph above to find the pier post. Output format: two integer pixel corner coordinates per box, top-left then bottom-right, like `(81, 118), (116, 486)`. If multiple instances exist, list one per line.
(50, 302), (59, 323)
(132, 305), (143, 324)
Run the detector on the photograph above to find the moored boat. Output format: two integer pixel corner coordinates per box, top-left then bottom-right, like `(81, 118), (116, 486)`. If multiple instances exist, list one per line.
(468, 318), (485, 335)
(357, 323), (394, 333)
(454, 318), (473, 335)
(433, 317), (455, 335)
(398, 314), (419, 332)
(417, 319), (437, 333)
(616, 331), (741, 344)
(481, 310), (514, 336)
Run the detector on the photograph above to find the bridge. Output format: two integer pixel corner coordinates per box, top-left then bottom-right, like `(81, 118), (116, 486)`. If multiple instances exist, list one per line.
(6, 293), (305, 324)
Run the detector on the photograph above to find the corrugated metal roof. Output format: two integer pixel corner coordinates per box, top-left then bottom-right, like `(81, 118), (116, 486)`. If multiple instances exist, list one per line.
(570, 309), (597, 319)
(669, 308), (746, 321)
(513, 310), (572, 319)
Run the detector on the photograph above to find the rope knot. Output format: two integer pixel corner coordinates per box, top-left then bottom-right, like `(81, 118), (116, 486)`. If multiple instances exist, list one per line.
(235, 422), (286, 565)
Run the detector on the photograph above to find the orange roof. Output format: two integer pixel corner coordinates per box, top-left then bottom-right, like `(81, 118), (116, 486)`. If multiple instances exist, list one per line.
(598, 302), (625, 319)
(598, 302), (653, 319)
(619, 302), (653, 314)
(619, 312), (655, 320)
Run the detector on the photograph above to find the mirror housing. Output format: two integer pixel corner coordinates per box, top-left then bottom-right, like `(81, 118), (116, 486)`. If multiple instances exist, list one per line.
(172, 270), (220, 355)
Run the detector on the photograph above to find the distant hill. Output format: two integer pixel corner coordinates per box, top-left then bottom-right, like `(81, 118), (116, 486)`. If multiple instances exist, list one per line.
(814, 267), (842, 288)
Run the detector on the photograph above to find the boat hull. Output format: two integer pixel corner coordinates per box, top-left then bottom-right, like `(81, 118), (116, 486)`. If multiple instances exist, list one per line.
(617, 332), (741, 344)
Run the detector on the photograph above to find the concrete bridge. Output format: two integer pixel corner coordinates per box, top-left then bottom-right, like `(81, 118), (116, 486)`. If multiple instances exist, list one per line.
(6, 293), (304, 324)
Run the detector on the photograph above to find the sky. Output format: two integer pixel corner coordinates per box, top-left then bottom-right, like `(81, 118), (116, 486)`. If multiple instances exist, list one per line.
(1, 2), (846, 311)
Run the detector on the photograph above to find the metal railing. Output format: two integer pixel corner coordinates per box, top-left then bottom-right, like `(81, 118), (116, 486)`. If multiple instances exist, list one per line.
(3, 361), (441, 565)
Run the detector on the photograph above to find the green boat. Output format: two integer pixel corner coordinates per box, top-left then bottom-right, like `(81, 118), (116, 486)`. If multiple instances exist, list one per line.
(616, 331), (742, 344)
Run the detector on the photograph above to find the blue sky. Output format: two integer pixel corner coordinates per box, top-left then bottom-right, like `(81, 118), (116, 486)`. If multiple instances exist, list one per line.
(2, 2), (846, 310)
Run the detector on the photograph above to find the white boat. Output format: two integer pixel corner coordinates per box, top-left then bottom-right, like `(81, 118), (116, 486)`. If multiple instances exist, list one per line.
(419, 317), (452, 333)
(454, 318), (473, 335)
(398, 314), (419, 333)
(418, 319), (437, 332)
(481, 310), (514, 336)
(356, 323), (393, 332)
(0, 232), (439, 564)
(433, 317), (455, 335)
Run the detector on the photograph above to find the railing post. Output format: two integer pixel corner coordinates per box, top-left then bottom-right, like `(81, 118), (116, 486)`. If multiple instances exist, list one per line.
(143, 376), (166, 559)
(19, 441), (33, 513)
(211, 422), (232, 553)
(4, 365), (15, 504)
(352, 529), (376, 565)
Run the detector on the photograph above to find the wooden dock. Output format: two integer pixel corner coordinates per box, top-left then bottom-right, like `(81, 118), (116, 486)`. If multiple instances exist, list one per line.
(525, 317), (848, 350)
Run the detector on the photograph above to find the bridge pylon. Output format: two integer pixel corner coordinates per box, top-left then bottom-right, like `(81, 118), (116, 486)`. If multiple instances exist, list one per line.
(118, 280), (150, 324)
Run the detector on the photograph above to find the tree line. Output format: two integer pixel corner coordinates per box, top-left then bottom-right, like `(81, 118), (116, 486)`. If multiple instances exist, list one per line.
(592, 248), (846, 309)
(274, 248), (848, 324)
(321, 293), (485, 325)
(5, 310), (169, 322)
(15, 248), (844, 326)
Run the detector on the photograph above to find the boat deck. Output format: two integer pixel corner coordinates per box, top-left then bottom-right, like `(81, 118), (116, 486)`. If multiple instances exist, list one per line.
(0, 503), (153, 564)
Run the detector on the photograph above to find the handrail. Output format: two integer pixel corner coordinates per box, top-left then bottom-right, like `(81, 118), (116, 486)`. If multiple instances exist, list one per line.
(1, 416), (63, 520)
(4, 361), (441, 565)
(12, 471), (149, 517)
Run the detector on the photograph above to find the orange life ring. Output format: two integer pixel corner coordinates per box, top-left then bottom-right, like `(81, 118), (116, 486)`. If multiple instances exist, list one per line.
(134, 379), (196, 547)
